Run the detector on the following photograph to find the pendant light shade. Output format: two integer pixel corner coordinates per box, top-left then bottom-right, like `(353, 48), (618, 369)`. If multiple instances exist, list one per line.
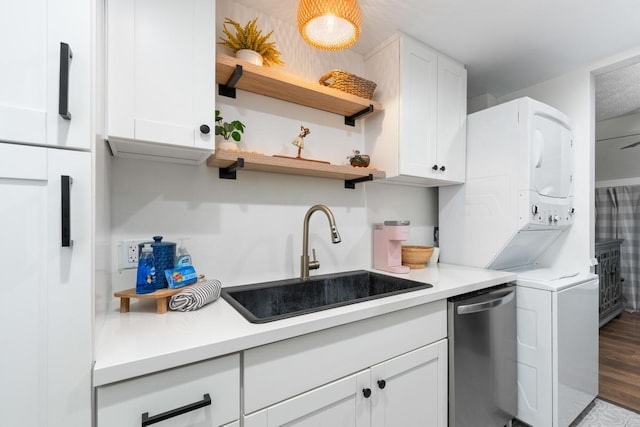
(297, 0), (362, 51)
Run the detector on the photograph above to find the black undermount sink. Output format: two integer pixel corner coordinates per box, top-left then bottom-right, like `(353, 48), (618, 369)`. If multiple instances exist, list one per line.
(221, 270), (432, 323)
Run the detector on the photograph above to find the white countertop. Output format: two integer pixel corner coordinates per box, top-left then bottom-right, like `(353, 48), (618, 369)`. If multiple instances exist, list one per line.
(93, 263), (516, 387)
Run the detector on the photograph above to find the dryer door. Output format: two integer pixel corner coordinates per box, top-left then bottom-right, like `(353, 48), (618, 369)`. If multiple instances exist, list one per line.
(531, 113), (573, 198)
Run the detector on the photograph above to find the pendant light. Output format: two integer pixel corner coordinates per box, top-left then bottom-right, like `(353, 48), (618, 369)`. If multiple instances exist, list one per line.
(297, 0), (362, 51)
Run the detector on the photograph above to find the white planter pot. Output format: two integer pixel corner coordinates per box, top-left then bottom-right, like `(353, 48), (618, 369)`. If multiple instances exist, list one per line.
(216, 139), (239, 151)
(236, 49), (263, 66)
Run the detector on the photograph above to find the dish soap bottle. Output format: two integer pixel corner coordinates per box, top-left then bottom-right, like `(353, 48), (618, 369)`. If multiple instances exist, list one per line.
(175, 239), (192, 268)
(136, 243), (156, 294)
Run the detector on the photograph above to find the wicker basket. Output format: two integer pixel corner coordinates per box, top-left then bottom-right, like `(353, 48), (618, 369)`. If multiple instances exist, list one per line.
(319, 69), (377, 99)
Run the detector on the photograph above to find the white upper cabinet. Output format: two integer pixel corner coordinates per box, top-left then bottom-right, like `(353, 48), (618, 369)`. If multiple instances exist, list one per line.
(364, 33), (467, 186)
(106, 0), (215, 164)
(0, 0), (91, 149)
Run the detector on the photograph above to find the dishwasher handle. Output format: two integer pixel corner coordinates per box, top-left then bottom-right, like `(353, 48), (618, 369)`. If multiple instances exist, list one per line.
(457, 289), (515, 315)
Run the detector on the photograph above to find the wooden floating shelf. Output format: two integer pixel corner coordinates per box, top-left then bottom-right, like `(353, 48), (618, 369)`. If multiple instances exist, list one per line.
(207, 150), (385, 188)
(216, 54), (382, 125)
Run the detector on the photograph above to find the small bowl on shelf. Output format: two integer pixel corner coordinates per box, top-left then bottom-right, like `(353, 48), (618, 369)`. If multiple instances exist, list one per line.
(401, 245), (434, 269)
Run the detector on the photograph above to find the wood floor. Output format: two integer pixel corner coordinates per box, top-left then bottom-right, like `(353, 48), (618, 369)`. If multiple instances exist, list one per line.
(599, 311), (640, 412)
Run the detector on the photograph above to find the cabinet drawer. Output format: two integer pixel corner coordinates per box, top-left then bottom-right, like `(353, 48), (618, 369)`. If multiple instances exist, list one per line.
(244, 301), (446, 414)
(97, 353), (240, 426)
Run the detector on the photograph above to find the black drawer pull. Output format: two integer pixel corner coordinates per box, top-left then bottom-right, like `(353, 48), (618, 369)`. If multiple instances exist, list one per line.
(141, 393), (211, 426)
(61, 175), (72, 247)
(59, 42), (72, 120)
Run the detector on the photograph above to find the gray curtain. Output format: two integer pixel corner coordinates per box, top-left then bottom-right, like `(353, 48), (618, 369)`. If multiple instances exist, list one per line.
(595, 186), (640, 312)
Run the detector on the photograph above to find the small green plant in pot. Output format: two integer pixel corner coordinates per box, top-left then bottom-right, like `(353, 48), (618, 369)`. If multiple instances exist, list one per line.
(347, 149), (370, 167)
(215, 110), (245, 151)
(215, 110), (245, 140)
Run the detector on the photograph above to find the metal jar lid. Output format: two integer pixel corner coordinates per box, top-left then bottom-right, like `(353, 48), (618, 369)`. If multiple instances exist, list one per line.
(150, 235), (176, 248)
(384, 220), (410, 226)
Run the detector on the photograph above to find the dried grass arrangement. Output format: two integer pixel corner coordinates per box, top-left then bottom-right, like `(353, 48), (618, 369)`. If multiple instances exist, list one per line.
(219, 17), (284, 67)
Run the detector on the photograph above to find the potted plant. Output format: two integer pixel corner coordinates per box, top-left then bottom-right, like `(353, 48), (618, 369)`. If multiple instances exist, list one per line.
(215, 109), (245, 151)
(347, 149), (370, 167)
(218, 17), (284, 67)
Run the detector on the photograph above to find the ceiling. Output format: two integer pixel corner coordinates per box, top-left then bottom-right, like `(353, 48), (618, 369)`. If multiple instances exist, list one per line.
(234, 0), (640, 121)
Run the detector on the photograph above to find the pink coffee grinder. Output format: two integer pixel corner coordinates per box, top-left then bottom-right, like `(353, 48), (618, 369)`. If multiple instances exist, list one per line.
(373, 220), (410, 274)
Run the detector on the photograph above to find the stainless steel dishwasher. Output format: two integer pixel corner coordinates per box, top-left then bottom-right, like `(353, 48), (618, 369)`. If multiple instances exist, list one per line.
(448, 283), (517, 427)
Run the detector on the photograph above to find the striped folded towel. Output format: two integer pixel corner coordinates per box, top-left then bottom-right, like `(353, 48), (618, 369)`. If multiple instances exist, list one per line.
(169, 279), (222, 312)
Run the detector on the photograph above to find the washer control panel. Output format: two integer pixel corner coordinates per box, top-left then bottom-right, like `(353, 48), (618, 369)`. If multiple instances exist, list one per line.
(524, 192), (574, 228)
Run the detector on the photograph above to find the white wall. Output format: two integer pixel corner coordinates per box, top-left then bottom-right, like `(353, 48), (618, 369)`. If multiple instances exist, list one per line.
(110, 157), (436, 292)
(107, 1), (438, 297)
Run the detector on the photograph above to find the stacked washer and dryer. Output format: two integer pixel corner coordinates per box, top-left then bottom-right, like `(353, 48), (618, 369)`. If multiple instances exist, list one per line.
(440, 97), (599, 427)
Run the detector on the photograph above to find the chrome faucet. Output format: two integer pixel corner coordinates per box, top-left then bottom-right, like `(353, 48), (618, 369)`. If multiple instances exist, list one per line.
(300, 205), (341, 280)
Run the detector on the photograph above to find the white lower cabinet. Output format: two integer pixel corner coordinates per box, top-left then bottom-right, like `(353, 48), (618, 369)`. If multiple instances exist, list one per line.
(96, 354), (240, 426)
(244, 370), (371, 427)
(244, 340), (447, 427)
(370, 341), (447, 427)
(0, 143), (92, 426)
(243, 302), (448, 427)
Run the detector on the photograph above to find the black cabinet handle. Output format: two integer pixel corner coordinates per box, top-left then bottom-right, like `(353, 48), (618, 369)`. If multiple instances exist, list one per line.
(141, 393), (211, 426)
(59, 42), (72, 120)
(432, 164), (438, 171)
(200, 124), (210, 134)
(61, 175), (72, 247)
(377, 379), (386, 389)
(362, 388), (372, 398)
(440, 165), (446, 172)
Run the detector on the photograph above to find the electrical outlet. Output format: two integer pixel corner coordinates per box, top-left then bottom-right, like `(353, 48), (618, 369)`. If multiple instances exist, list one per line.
(120, 240), (145, 269)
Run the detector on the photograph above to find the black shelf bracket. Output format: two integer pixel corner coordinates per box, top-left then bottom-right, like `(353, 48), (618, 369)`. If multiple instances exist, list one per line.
(345, 173), (373, 189)
(219, 158), (245, 180)
(218, 64), (243, 98)
(344, 105), (374, 126)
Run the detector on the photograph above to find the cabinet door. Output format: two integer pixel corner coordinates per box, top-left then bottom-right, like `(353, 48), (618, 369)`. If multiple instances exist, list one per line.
(399, 36), (438, 178)
(436, 56), (467, 183)
(97, 354), (240, 427)
(107, 0), (215, 150)
(244, 370), (371, 427)
(0, 143), (92, 426)
(370, 340), (448, 427)
(0, 0), (90, 149)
